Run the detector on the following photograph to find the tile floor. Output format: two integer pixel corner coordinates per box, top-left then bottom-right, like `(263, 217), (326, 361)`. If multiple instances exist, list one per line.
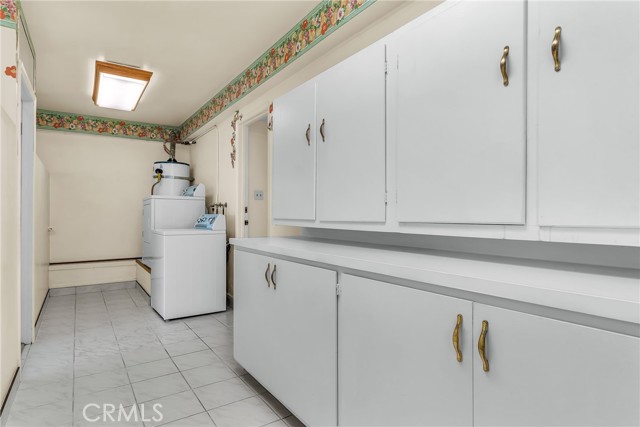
(7, 282), (304, 427)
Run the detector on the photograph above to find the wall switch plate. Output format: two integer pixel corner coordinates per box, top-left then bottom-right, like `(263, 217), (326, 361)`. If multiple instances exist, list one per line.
(254, 190), (264, 200)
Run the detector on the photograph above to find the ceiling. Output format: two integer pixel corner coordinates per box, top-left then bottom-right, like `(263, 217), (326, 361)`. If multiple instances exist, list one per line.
(21, 1), (317, 126)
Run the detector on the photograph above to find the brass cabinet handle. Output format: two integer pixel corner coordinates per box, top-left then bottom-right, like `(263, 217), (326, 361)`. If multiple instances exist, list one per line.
(305, 124), (311, 146)
(265, 263), (271, 288)
(320, 119), (326, 142)
(452, 314), (463, 362)
(270, 264), (277, 290)
(551, 26), (562, 72)
(478, 320), (490, 372)
(500, 46), (510, 87)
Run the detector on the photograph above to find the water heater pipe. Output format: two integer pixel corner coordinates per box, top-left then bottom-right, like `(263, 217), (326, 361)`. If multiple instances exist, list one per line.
(150, 170), (163, 195)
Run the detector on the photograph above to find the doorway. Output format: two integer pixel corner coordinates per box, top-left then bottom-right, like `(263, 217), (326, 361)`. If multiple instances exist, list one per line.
(20, 63), (37, 344)
(242, 115), (269, 238)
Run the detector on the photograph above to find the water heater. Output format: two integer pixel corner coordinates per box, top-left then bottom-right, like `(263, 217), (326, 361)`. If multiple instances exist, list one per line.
(152, 161), (191, 196)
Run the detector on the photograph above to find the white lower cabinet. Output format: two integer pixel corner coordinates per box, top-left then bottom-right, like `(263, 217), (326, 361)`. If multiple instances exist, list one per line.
(473, 304), (640, 427)
(339, 276), (639, 426)
(234, 251), (639, 426)
(233, 250), (338, 426)
(339, 275), (473, 426)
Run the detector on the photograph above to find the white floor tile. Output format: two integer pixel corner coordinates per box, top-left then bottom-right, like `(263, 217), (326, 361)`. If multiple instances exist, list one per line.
(74, 368), (130, 396)
(199, 329), (233, 348)
(163, 338), (209, 357)
(208, 396), (279, 427)
(157, 329), (199, 346)
(11, 381), (72, 411)
(161, 412), (214, 427)
(75, 353), (125, 377)
(74, 384), (136, 413)
(193, 378), (256, 410)
(126, 358), (178, 383)
(6, 399), (72, 427)
(131, 373), (190, 403)
(138, 390), (205, 427)
(172, 350), (221, 371)
(181, 363), (236, 389)
(121, 343), (168, 367)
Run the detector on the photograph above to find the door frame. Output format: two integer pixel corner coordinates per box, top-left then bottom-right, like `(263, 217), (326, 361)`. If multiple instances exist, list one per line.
(238, 112), (269, 238)
(19, 62), (37, 344)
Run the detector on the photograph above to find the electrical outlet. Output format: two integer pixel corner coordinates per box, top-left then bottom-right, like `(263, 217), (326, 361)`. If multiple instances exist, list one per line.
(254, 190), (264, 200)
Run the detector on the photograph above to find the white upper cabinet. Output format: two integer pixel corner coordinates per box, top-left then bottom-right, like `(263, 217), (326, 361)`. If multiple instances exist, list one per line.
(316, 42), (387, 223)
(535, 1), (640, 228)
(393, 0), (526, 224)
(272, 79), (316, 221)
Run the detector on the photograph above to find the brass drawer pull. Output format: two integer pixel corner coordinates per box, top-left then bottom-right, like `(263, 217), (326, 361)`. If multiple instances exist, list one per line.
(453, 314), (463, 362)
(265, 263), (271, 288)
(500, 46), (510, 87)
(305, 124), (311, 146)
(271, 264), (277, 290)
(551, 26), (562, 72)
(478, 320), (489, 372)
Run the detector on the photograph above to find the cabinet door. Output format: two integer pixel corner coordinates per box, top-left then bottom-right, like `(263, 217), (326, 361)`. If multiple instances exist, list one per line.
(268, 259), (337, 426)
(316, 42), (386, 223)
(233, 251), (275, 384)
(535, 2), (640, 227)
(272, 79), (316, 221)
(339, 275), (473, 426)
(473, 304), (640, 426)
(394, 0), (526, 224)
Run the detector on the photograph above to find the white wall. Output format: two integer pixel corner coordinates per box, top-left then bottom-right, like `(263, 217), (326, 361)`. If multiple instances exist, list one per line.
(1, 23), (21, 411)
(247, 120), (268, 238)
(33, 156), (49, 318)
(37, 130), (190, 286)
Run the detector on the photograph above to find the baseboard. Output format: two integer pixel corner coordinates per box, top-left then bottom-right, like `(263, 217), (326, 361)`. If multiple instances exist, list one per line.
(49, 260), (136, 288)
(0, 367), (20, 425)
(136, 280), (150, 297)
(226, 293), (233, 309)
(135, 262), (151, 295)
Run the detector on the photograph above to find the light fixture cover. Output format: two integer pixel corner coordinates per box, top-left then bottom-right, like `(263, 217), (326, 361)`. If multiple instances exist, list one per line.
(92, 61), (153, 111)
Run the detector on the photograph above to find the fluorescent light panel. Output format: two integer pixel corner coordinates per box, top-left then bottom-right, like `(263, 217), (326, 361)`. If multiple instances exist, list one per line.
(93, 61), (152, 111)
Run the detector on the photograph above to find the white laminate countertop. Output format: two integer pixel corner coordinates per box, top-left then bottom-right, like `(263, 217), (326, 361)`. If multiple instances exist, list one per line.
(231, 237), (640, 325)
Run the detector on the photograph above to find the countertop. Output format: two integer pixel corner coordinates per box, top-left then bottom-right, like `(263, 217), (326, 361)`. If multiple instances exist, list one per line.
(231, 237), (640, 325)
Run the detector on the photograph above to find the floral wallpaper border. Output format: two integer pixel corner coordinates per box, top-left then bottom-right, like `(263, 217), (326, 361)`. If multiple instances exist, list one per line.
(0, 0), (17, 29)
(179, 0), (375, 138)
(36, 110), (180, 142)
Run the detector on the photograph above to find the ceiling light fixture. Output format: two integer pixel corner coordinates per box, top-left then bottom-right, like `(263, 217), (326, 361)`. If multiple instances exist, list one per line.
(92, 60), (153, 111)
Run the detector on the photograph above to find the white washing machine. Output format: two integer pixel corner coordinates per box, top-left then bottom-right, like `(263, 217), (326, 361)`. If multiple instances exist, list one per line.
(149, 214), (226, 320)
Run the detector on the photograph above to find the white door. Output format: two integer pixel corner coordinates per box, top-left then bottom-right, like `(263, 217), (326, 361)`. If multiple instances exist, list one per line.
(233, 251), (275, 386)
(473, 304), (640, 426)
(339, 275), (473, 426)
(268, 258), (337, 427)
(394, 0), (526, 224)
(272, 79), (316, 221)
(535, 1), (640, 227)
(316, 42), (386, 223)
